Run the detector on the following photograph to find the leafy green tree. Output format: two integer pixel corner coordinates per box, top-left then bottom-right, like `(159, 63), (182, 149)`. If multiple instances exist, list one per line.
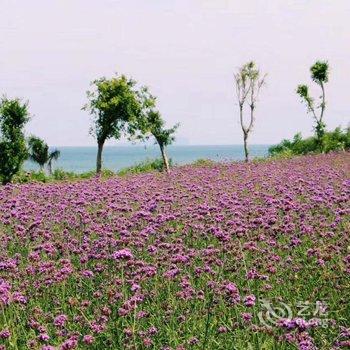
(28, 136), (49, 170)
(28, 136), (60, 174)
(145, 110), (178, 173)
(0, 97), (30, 184)
(132, 88), (178, 173)
(297, 60), (329, 149)
(234, 61), (266, 162)
(83, 74), (141, 173)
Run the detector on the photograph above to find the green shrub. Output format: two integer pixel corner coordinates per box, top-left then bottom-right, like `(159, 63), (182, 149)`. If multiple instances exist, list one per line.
(11, 171), (31, 184)
(191, 158), (216, 167)
(269, 127), (350, 156)
(12, 170), (48, 184)
(117, 158), (171, 176)
(12, 168), (116, 184)
(30, 171), (48, 182)
(78, 169), (115, 179)
(52, 169), (77, 181)
(323, 127), (350, 152)
(77, 170), (95, 179)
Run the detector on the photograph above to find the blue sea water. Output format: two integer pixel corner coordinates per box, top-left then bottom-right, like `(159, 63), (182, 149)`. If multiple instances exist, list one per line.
(24, 144), (270, 173)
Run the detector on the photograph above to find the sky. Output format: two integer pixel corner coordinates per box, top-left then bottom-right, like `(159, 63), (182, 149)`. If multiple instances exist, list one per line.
(0, 0), (349, 146)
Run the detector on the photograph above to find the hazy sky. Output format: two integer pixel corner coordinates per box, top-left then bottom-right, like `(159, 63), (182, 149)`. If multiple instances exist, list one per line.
(0, 0), (349, 146)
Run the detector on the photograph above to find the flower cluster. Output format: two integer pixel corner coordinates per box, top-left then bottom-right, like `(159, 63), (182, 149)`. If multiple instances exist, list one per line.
(0, 153), (349, 349)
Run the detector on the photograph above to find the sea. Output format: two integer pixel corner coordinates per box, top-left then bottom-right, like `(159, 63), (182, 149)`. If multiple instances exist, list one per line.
(24, 144), (270, 173)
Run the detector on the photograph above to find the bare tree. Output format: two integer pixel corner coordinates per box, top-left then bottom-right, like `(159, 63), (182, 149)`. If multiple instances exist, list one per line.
(234, 62), (266, 162)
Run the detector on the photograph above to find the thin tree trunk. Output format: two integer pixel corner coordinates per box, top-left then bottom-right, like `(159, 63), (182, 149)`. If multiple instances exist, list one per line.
(96, 141), (104, 174)
(48, 161), (52, 176)
(160, 144), (170, 173)
(239, 105), (244, 131)
(243, 132), (249, 162)
(318, 82), (326, 153)
(239, 104), (250, 162)
(320, 81), (326, 124)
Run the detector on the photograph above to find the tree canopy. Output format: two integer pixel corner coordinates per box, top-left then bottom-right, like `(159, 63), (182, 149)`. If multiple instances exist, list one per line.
(83, 74), (143, 172)
(28, 136), (49, 168)
(297, 60), (329, 147)
(0, 97), (30, 184)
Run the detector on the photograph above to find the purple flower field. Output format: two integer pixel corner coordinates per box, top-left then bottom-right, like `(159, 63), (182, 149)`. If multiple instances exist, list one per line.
(0, 153), (349, 349)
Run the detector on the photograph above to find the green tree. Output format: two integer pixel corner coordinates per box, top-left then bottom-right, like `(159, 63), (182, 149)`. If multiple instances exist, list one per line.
(28, 136), (49, 170)
(297, 60), (329, 150)
(145, 110), (178, 173)
(0, 97), (30, 184)
(132, 88), (178, 173)
(234, 61), (266, 162)
(83, 74), (141, 173)
(28, 136), (60, 174)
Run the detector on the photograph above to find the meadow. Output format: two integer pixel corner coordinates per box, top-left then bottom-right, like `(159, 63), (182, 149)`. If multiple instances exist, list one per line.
(0, 153), (349, 350)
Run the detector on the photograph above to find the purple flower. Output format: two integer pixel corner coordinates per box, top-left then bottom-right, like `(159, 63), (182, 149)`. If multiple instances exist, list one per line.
(241, 313), (253, 322)
(39, 333), (50, 342)
(81, 270), (94, 278)
(244, 294), (256, 307)
(12, 291), (27, 304)
(0, 329), (10, 339)
(0, 279), (11, 306)
(60, 337), (78, 350)
(112, 248), (133, 260)
(224, 282), (240, 304)
(83, 335), (95, 344)
(53, 314), (68, 328)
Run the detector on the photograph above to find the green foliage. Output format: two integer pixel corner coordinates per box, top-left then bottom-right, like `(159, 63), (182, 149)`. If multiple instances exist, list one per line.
(29, 170), (48, 182)
(12, 170), (48, 184)
(48, 149), (60, 163)
(269, 127), (350, 156)
(83, 73), (143, 173)
(322, 126), (350, 152)
(79, 169), (116, 179)
(131, 87), (178, 172)
(191, 158), (216, 167)
(0, 97), (30, 184)
(147, 110), (179, 147)
(27, 136), (60, 174)
(51, 168), (115, 181)
(297, 60), (329, 143)
(235, 61), (261, 92)
(296, 84), (314, 112)
(12, 161), (167, 183)
(117, 158), (172, 176)
(52, 168), (76, 180)
(28, 136), (49, 168)
(310, 60), (329, 84)
(84, 74), (141, 145)
(12, 168), (116, 184)
(133, 88), (179, 148)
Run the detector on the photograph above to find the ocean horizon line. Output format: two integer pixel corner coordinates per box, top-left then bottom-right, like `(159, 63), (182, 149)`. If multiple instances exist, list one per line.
(48, 143), (272, 148)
